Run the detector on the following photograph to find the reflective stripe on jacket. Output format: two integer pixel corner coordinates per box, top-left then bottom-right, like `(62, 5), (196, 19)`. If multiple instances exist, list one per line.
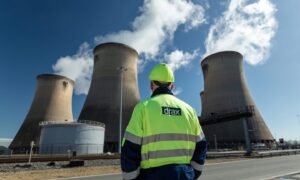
(121, 87), (206, 179)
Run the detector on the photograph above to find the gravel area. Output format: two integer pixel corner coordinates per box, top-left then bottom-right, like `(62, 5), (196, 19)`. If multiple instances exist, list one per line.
(0, 157), (247, 173)
(0, 159), (120, 173)
(0, 166), (121, 180)
(0, 157), (248, 179)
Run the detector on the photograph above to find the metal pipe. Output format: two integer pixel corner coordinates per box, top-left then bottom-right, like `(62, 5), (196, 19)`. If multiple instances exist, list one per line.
(243, 118), (251, 154)
(118, 66), (127, 153)
(28, 141), (34, 164)
(213, 134), (218, 150)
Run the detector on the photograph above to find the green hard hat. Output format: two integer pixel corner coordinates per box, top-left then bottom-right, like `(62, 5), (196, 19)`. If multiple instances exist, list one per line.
(149, 63), (174, 82)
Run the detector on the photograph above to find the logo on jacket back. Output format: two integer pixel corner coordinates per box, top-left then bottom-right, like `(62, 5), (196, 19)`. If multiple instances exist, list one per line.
(162, 107), (182, 116)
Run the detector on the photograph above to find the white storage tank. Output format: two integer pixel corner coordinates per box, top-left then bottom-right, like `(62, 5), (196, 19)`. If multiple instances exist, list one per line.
(39, 120), (105, 155)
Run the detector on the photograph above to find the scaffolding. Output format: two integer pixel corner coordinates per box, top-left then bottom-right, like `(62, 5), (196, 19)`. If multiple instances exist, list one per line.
(199, 105), (254, 125)
(199, 105), (270, 153)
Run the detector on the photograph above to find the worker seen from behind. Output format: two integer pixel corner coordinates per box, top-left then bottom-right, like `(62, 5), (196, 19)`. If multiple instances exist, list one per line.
(121, 63), (207, 180)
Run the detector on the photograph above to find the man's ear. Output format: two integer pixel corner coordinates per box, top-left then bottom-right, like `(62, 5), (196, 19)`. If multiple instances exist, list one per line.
(169, 83), (174, 91)
(150, 81), (154, 91)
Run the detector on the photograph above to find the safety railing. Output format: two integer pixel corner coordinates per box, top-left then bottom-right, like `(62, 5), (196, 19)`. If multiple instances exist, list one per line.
(39, 120), (105, 128)
(253, 149), (300, 158)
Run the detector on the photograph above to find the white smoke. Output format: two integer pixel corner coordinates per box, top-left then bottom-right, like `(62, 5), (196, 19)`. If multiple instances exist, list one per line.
(164, 49), (199, 71)
(204, 0), (278, 65)
(173, 87), (183, 96)
(53, 0), (206, 95)
(95, 0), (205, 61)
(52, 43), (93, 95)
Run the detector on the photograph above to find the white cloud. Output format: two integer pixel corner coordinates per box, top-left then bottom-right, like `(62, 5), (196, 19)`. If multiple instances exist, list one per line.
(173, 87), (183, 95)
(204, 0), (278, 65)
(164, 49), (199, 71)
(52, 0), (206, 95)
(52, 43), (93, 95)
(95, 0), (205, 64)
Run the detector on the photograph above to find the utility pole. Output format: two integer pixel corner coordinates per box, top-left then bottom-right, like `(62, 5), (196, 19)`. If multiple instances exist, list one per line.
(213, 134), (218, 150)
(28, 141), (34, 164)
(297, 114), (300, 145)
(117, 66), (127, 154)
(243, 118), (251, 155)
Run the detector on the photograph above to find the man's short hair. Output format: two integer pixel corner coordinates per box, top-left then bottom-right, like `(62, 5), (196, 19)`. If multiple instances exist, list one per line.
(153, 81), (171, 87)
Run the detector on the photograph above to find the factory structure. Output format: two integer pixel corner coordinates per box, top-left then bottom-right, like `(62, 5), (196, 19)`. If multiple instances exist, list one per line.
(9, 74), (75, 152)
(78, 43), (140, 152)
(199, 51), (274, 150)
(39, 120), (105, 155)
(10, 42), (139, 154)
(10, 44), (274, 154)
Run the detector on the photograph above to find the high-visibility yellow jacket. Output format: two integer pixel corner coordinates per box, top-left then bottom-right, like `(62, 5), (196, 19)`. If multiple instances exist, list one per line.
(121, 87), (206, 180)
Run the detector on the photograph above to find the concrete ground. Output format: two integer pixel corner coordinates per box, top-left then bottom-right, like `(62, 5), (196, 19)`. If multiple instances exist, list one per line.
(270, 173), (300, 180)
(59, 155), (300, 180)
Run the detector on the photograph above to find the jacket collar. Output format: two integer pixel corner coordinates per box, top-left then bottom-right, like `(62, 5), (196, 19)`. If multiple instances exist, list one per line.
(151, 87), (174, 97)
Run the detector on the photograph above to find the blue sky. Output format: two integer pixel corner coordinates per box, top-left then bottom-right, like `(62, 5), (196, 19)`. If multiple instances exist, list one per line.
(0, 0), (299, 141)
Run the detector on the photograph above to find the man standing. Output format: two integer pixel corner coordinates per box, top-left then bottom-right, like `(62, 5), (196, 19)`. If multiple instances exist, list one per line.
(121, 63), (207, 180)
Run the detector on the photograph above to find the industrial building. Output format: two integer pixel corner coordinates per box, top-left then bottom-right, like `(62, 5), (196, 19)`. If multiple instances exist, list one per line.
(9, 45), (275, 155)
(199, 51), (274, 150)
(39, 120), (105, 155)
(0, 138), (12, 155)
(78, 42), (140, 152)
(9, 74), (74, 153)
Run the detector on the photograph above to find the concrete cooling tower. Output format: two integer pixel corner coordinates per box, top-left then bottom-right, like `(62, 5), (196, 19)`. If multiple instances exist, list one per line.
(9, 74), (74, 153)
(78, 42), (140, 152)
(200, 51), (274, 149)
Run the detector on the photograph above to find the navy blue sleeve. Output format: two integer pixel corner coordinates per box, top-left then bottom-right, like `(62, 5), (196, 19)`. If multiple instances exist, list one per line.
(121, 140), (141, 179)
(192, 139), (207, 165)
(191, 138), (207, 179)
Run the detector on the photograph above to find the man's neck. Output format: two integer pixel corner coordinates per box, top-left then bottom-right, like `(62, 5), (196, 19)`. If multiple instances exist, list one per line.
(151, 86), (173, 97)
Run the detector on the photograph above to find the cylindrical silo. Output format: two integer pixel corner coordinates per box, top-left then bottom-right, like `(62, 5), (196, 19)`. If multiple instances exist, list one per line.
(9, 74), (74, 153)
(78, 42), (140, 152)
(200, 51), (274, 149)
(39, 121), (105, 155)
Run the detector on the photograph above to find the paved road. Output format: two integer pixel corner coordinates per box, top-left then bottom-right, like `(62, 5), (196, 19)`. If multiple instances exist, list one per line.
(62, 155), (300, 180)
(201, 155), (300, 180)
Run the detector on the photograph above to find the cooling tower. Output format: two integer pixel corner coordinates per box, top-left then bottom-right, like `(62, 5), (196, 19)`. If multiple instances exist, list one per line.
(200, 51), (274, 149)
(9, 74), (74, 153)
(78, 42), (140, 152)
